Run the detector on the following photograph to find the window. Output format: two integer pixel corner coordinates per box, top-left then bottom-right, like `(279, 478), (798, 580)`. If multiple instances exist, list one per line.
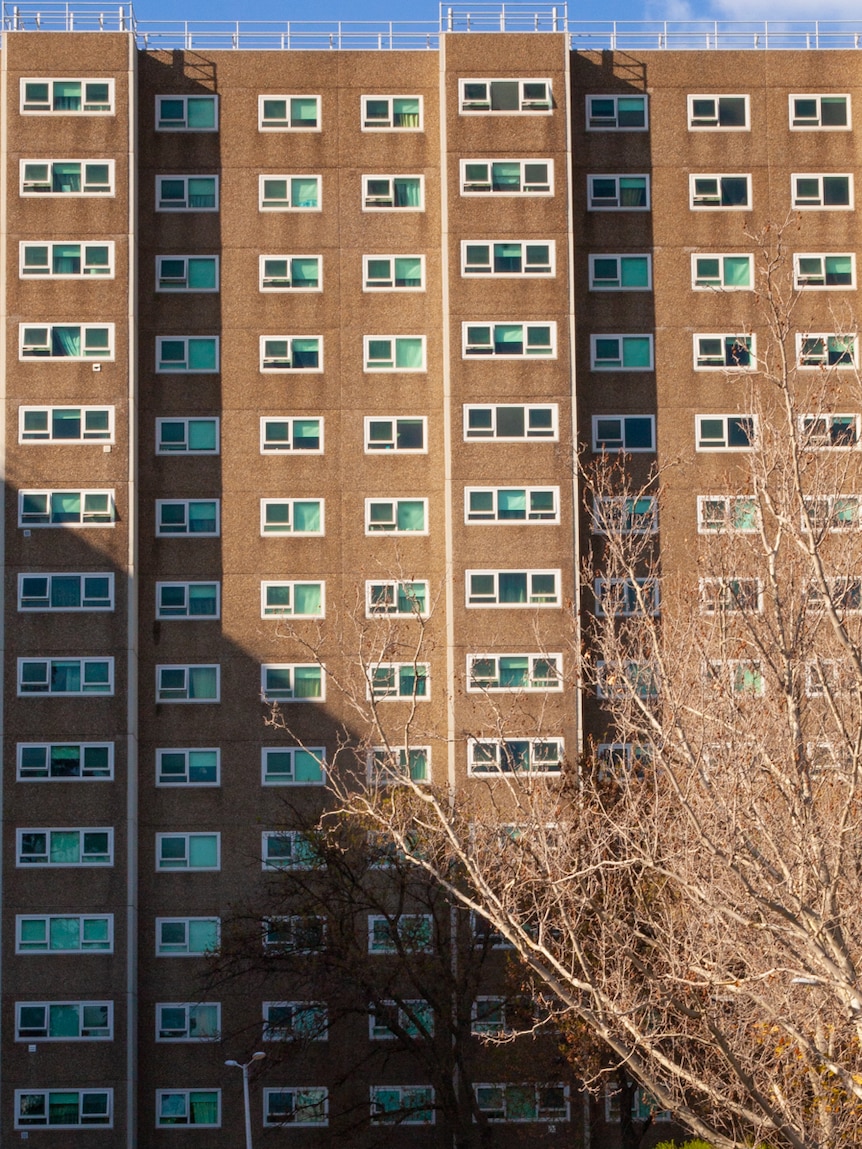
(261, 582), (324, 619)
(590, 334), (653, 370)
(261, 665), (324, 702)
(156, 94), (217, 130)
(696, 415), (756, 450)
(460, 160), (551, 195)
(156, 833), (220, 870)
(591, 415), (656, 452)
(588, 254), (651, 290)
(20, 324), (113, 360)
(466, 570), (561, 607)
(368, 664), (429, 700)
(596, 661), (659, 700)
(157, 1091), (220, 1127)
(16, 1090), (112, 1128)
(18, 573), (113, 611)
(16, 1001), (112, 1040)
(261, 417), (322, 452)
(594, 578), (660, 617)
(460, 78), (552, 112)
(18, 658), (113, 696)
(365, 498), (427, 533)
(363, 336), (425, 371)
(699, 578), (762, 613)
(706, 660), (764, 696)
(461, 241), (553, 277)
(807, 577), (862, 613)
(475, 1084), (569, 1122)
(803, 495), (862, 531)
(591, 496), (658, 535)
(156, 418), (219, 454)
(366, 581), (429, 617)
(806, 659), (853, 697)
(697, 495), (759, 533)
(371, 1086), (434, 1125)
(21, 78), (113, 113)
(21, 160), (113, 195)
(17, 915), (112, 952)
(17, 743), (113, 781)
(264, 1089), (328, 1127)
(463, 322), (555, 358)
(156, 665), (220, 703)
(800, 414), (859, 448)
(156, 918), (219, 956)
(260, 335), (322, 371)
(791, 174), (852, 208)
(156, 1003), (220, 1041)
(369, 915), (433, 954)
(264, 1002), (327, 1041)
(262, 915), (326, 952)
(587, 174), (649, 210)
(369, 1000), (432, 1039)
(467, 654), (561, 692)
(694, 334), (754, 369)
(364, 417), (425, 452)
(363, 255), (424, 289)
(156, 175), (217, 210)
(156, 500), (219, 536)
(362, 95), (422, 129)
(260, 498), (323, 535)
(20, 241), (113, 278)
(367, 746), (430, 784)
(156, 749), (220, 786)
(262, 831), (320, 870)
(794, 253), (855, 288)
(692, 254), (752, 290)
(262, 747), (325, 785)
(362, 175), (424, 208)
(156, 255), (219, 291)
(17, 829), (112, 866)
(797, 333), (857, 367)
(155, 336), (218, 372)
(468, 739), (564, 775)
(605, 1084), (670, 1123)
(259, 175), (321, 210)
(472, 997), (509, 1035)
(586, 93), (647, 129)
(465, 487), (558, 523)
(259, 94), (319, 129)
(689, 174), (751, 208)
(156, 582), (220, 620)
(464, 404), (557, 440)
(790, 94), (850, 128)
(20, 406), (113, 443)
(259, 255), (321, 291)
(688, 94), (749, 129)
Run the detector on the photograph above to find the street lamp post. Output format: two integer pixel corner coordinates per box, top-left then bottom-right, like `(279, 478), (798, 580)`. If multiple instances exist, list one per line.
(225, 1051), (266, 1149)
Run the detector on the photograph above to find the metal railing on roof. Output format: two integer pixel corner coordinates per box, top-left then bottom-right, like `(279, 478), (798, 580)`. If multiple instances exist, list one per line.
(2, 2), (862, 50)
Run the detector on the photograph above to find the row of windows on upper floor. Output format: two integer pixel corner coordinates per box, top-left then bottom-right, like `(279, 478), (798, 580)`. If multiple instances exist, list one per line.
(18, 246), (858, 292)
(18, 165), (862, 209)
(17, 79), (853, 134)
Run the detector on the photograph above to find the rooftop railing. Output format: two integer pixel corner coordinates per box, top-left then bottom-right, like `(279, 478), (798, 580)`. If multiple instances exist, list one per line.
(2, 2), (862, 50)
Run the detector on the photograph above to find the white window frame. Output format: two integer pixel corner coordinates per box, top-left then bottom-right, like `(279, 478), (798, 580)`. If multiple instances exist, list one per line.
(155, 665), (220, 704)
(687, 94), (750, 130)
(689, 173), (751, 209)
(370, 1086), (435, 1125)
(588, 253), (651, 290)
(471, 997), (508, 1035)
(368, 914), (434, 954)
(362, 254), (425, 290)
(591, 415), (656, 453)
(596, 743), (651, 779)
(369, 1000), (433, 1039)
(594, 578), (660, 617)
(156, 832), (220, 871)
(590, 334), (653, 371)
(261, 746), (326, 786)
(706, 659), (765, 697)
(460, 240), (554, 278)
(361, 94), (423, 130)
(460, 159), (552, 195)
(365, 580), (429, 618)
(467, 738), (564, 776)
(693, 333), (755, 370)
(155, 174), (218, 211)
(18, 572), (114, 611)
(791, 173), (853, 209)
(261, 664), (325, 703)
(591, 496), (658, 535)
(155, 582), (220, 621)
(155, 93), (218, 131)
(155, 917), (220, 957)
(806, 659), (852, 697)
(700, 578), (764, 614)
(367, 746), (431, 785)
(464, 404), (558, 441)
(258, 94), (320, 131)
(20, 159), (115, 195)
(361, 174), (425, 209)
(474, 1083), (570, 1123)
(19, 405), (114, 444)
(156, 1003), (221, 1042)
(19, 323), (114, 360)
(790, 93), (851, 129)
(155, 335), (219, 373)
(363, 335), (426, 372)
(16, 1001), (113, 1041)
(155, 417), (219, 455)
(20, 240), (115, 278)
(15, 1089), (113, 1129)
(156, 748), (220, 787)
(462, 322), (556, 359)
(365, 497), (428, 535)
(464, 486), (559, 524)
(155, 255), (219, 292)
(16, 914), (113, 953)
(258, 254), (322, 292)
(259, 498), (324, 536)
(264, 1088), (328, 1127)
(596, 660), (660, 700)
(263, 1002), (328, 1041)
(587, 173), (649, 210)
(156, 1089), (221, 1127)
(803, 495), (862, 532)
(259, 335), (323, 372)
(793, 253), (856, 289)
(155, 499), (220, 537)
(796, 332), (858, 368)
(262, 915), (326, 953)
(367, 663), (430, 701)
(363, 416), (426, 453)
(696, 414), (756, 451)
(691, 253), (753, 290)
(697, 495), (760, 533)
(465, 569), (561, 608)
(16, 828), (113, 867)
(21, 78), (115, 114)
(17, 657), (114, 697)
(17, 742), (114, 782)
(585, 93), (648, 130)
(261, 830), (321, 871)
(260, 581), (325, 619)
(466, 653), (563, 692)
(260, 416), (323, 453)
(799, 413), (860, 448)
(258, 174), (321, 211)
(459, 78), (552, 113)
